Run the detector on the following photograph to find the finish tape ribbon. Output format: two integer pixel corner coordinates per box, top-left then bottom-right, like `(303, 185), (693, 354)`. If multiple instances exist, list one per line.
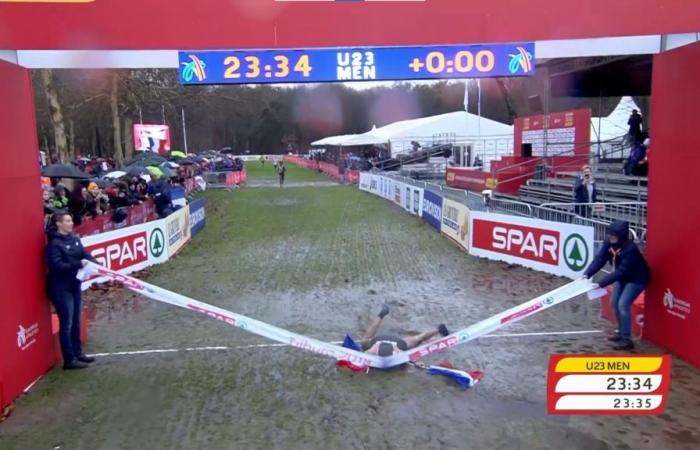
(79, 262), (597, 369)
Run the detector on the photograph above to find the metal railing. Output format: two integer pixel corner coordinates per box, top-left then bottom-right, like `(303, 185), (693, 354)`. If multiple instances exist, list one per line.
(540, 202), (647, 227)
(381, 172), (644, 246)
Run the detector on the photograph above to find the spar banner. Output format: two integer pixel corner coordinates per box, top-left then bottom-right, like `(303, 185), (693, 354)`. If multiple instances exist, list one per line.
(165, 207), (192, 256)
(359, 172), (370, 192)
(81, 219), (169, 288)
(440, 198), (471, 251)
(469, 211), (594, 279)
(422, 189), (443, 231)
(189, 198), (206, 238)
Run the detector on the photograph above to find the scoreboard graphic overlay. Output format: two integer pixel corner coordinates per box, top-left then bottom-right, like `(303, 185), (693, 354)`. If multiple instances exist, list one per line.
(548, 355), (671, 415)
(179, 43), (534, 85)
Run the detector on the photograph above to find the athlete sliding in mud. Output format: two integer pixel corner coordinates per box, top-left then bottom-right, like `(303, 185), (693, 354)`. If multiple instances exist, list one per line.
(357, 305), (450, 357)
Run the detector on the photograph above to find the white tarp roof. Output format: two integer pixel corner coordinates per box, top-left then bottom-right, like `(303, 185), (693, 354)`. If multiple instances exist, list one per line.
(310, 134), (360, 146)
(339, 111), (513, 147)
(591, 96), (642, 142)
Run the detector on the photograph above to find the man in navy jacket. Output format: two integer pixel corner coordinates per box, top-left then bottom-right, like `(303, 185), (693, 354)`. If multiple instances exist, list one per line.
(584, 220), (650, 350)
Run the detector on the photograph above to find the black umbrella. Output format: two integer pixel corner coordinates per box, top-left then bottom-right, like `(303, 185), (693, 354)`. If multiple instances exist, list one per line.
(125, 165), (149, 177)
(220, 147), (234, 154)
(126, 152), (167, 166)
(41, 164), (90, 179)
(176, 158), (195, 165)
(94, 178), (114, 189)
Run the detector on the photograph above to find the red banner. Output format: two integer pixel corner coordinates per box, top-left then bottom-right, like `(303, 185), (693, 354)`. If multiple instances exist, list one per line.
(74, 199), (158, 237)
(285, 155), (319, 171)
(345, 170), (360, 184)
(318, 161), (340, 178)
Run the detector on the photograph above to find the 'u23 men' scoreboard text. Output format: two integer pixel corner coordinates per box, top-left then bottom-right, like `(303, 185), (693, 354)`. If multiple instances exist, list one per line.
(179, 43), (535, 85)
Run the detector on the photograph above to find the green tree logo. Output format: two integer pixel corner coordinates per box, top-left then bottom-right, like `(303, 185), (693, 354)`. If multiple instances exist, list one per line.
(150, 228), (165, 258)
(564, 234), (589, 272)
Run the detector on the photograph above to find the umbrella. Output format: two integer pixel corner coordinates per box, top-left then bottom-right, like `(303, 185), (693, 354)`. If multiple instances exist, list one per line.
(170, 150), (187, 159)
(220, 148), (234, 154)
(162, 161), (180, 169)
(178, 159), (195, 166)
(125, 165), (149, 177)
(146, 166), (164, 178)
(126, 152), (167, 166)
(103, 170), (127, 179)
(94, 179), (114, 189)
(155, 164), (174, 177)
(42, 164), (91, 179)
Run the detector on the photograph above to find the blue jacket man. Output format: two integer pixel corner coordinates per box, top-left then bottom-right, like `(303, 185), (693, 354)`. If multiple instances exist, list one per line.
(584, 220), (650, 350)
(46, 212), (98, 369)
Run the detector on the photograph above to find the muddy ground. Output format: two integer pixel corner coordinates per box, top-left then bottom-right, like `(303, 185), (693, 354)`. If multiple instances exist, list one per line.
(1, 178), (699, 450)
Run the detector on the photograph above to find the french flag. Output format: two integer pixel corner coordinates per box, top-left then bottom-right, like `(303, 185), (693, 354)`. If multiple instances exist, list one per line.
(427, 362), (484, 389)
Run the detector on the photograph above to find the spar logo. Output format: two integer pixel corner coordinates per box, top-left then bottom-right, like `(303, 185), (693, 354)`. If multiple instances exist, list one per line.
(563, 233), (589, 272)
(663, 289), (692, 320)
(473, 219), (559, 266)
(87, 231), (148, 271)
(408, 336), (458, 361)
(16, 323), (39, 351)
(150, 227), (165, 257)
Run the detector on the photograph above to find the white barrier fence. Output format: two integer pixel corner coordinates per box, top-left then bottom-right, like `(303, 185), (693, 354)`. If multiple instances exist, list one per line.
(359, 172), (596, 279)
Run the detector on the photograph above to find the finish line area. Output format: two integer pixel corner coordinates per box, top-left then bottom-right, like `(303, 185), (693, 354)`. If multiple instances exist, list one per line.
(3, 185), (700, 449)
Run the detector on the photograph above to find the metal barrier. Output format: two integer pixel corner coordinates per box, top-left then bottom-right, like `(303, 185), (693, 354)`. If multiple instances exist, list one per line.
(379, 172), (644, 245)
(541, 201), (647, 234)
(203, 171), (229, 188)
(487, 197), (532, 217)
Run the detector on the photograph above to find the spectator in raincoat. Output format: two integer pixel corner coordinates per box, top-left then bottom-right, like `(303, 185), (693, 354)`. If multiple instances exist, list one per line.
(52, 184), (70, 210)
(584, 220), (650, 351)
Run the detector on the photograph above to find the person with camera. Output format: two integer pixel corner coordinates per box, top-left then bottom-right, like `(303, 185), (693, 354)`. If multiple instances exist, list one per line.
(573, 165), (597, 218)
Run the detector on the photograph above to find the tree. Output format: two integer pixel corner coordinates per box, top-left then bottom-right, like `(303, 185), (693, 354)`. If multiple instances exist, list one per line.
(40, 69), (69, 162)
(110, 72), (125, 164)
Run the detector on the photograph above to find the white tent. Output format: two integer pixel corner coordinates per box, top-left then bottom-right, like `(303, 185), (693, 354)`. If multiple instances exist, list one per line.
(591, 96), (641, 142)
(340, 111), (513, 152)
(310, 134), (360, 146)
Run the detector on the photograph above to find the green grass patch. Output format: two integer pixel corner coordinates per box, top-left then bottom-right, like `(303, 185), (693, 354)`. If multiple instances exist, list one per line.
(244, 160), (331, 182)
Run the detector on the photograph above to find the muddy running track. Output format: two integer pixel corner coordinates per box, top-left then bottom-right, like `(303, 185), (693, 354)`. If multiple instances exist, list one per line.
(1, 184), (700, 450)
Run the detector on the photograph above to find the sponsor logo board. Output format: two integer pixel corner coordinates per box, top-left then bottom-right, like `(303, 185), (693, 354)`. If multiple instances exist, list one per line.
(440, 198), (470, 251)
(469, 211), (594, 279)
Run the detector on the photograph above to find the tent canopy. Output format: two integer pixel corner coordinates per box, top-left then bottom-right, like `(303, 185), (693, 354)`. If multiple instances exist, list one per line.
(311, 134), (360, 146)
(314, 111), (513, 149)
(591, 96), (642, 142)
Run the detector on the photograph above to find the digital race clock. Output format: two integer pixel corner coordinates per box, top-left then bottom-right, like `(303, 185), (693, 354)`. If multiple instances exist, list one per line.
(178, 42), (535, 85)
